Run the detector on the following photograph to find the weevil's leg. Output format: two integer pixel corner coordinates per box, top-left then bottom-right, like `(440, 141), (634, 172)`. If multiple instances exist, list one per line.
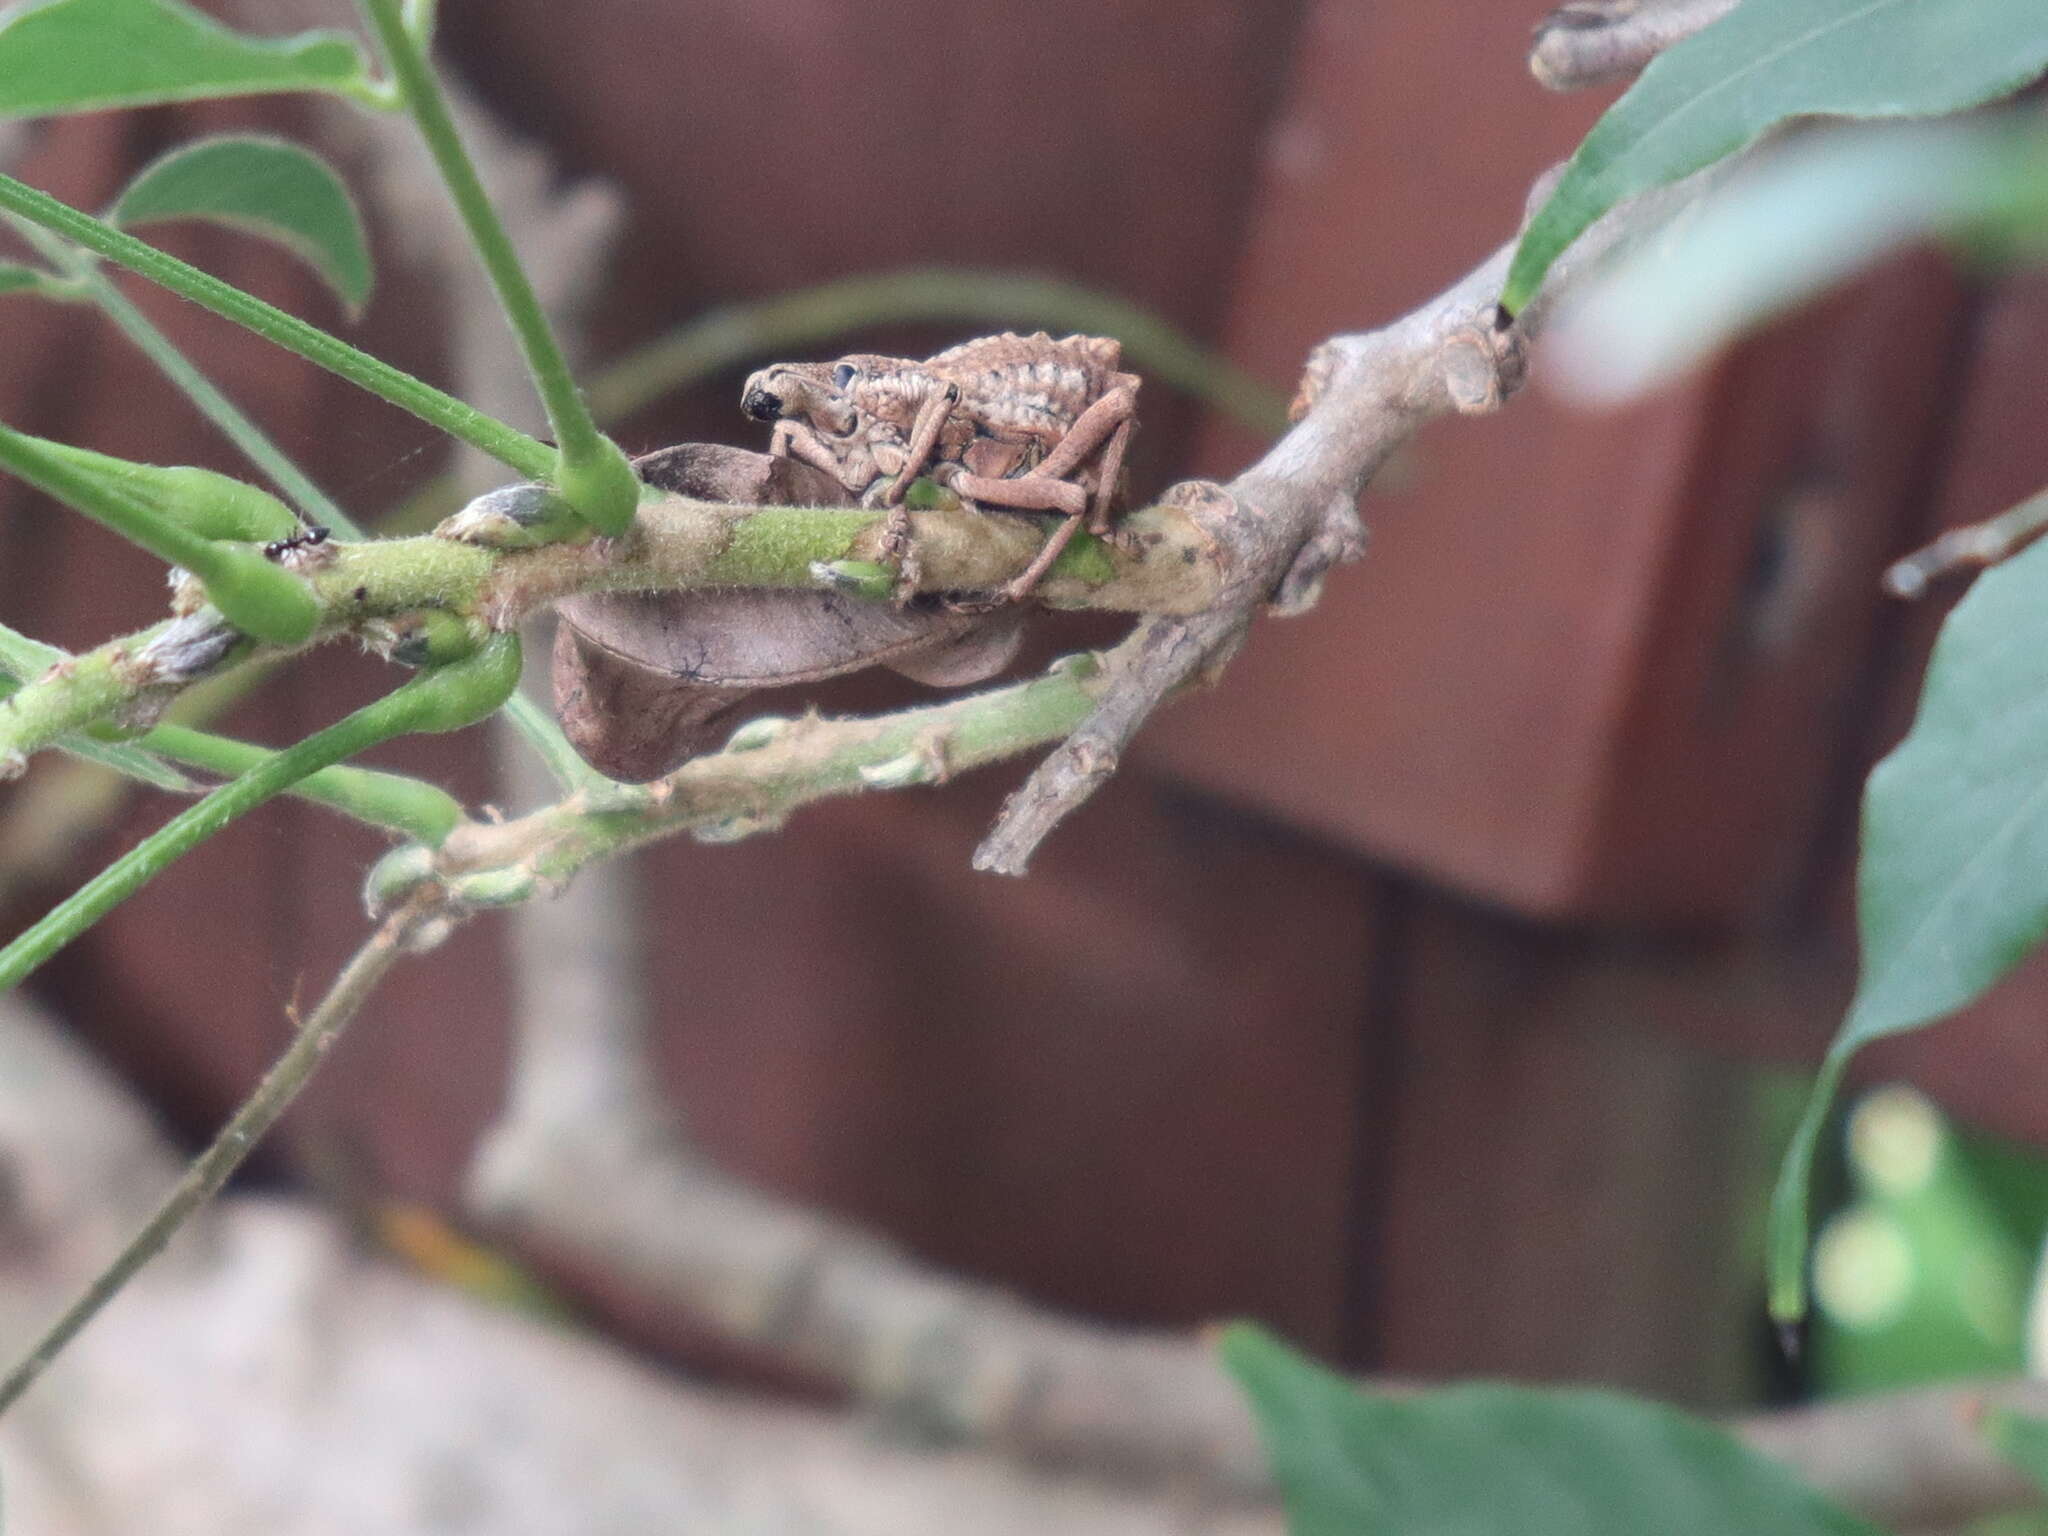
(951, 471), (1090, 602)
(881, 500), (918, 603)
(952, 472), (1088, 520)
(877, 385), (961, 603)
(1081, 412), (1133, 537)
(881, 384), (960, 507)
(1022, 386), (1137, 491)
(773, 421), (859, 488)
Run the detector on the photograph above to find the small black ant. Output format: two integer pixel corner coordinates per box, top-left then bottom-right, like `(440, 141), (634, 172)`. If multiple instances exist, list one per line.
(264, 524), (332, 559)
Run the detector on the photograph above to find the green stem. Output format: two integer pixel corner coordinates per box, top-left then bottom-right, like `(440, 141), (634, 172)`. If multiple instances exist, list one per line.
(3, 214), (359, 536)
(357, 0), (637, 534)
(144, 723), (462, 843)
(499, 688), (598, 791)
(0, 634), (518, 994)
(89, 276), (361, 536)
(0, 170), (553, 481)
(0, 420), (319, 644)
(428, 653), (1105, 899)
(402, 0), (439, 44)
(0, 898), (427, 1418)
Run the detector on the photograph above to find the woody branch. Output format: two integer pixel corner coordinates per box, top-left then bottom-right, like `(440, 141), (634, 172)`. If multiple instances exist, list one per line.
(0, 490), (1221, 774)
(453, 0), (1796, 1505)
(971, 151), (1729, 875)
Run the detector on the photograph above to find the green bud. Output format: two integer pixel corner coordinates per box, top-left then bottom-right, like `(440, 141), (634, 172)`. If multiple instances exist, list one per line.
(380, 609), (485, 669)
(691, 811), (785, 844)
(193, 544), (323, 645)
(363, 843), (438, 915)
(858, 751), (937, 789)
(723, 715), (794, 753)
(900, 476), (958, 511)
(451, 866), (538, 909)
(810, 560), (896, 602)
(435, 484), (584, 549)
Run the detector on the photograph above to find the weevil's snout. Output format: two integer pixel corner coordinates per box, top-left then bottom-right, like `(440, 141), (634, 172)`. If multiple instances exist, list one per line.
(740, 369), (785, 422)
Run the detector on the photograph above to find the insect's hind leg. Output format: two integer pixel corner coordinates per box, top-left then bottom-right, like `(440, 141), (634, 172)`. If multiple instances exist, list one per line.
(949, 471), (1089, 602)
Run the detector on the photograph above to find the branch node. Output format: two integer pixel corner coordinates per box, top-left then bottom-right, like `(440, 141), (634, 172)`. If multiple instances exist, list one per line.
(135, 613), (239, 686)
(1529, 0), (1738, 91)
(1271, 498), (1368, 616)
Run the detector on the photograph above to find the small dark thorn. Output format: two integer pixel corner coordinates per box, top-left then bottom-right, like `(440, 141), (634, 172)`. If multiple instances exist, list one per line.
(1774, 1318), (1804, 1362)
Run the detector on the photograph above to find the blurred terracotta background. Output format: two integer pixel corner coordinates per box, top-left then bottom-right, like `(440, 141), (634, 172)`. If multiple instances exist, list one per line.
(2, 0), (2042, 1406)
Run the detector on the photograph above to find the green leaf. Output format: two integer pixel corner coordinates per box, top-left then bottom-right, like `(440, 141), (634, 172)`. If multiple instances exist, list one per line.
(0, 0), (375, 118)
(1219, 1324), (1879, 1536)
(1770, 513), (2048, 1323)
(1985, 1410), (2048, 1494)
(1502, 0), (2048, 316)
(109, 135), (373, 315)
(1551, 119), (2048, 403)
(0, 260), (66, 297)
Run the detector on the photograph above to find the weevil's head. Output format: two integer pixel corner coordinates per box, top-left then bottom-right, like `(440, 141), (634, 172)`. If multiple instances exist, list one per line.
(740, 361), (859, 436)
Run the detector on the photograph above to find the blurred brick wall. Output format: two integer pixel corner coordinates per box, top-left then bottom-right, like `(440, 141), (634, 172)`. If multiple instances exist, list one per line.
(3, 1), (2035, 1401)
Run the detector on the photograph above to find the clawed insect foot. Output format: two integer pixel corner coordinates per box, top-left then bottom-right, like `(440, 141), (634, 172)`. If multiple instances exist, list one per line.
(880, 504), (922, 605)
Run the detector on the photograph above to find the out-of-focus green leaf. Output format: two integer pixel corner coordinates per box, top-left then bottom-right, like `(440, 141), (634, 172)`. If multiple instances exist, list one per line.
(1551, 120), (2048, 403)
(0, 0), (375, 118)
(110, 135), (373, 314)
(0, 261), (66, 298)
(1502, 0), (2048, 316)
(1771, 526), (2048, 1325)
(1218, 1323), (1878, 1536)
(1987, 1410), (2048, 1496)
(1809, 1085), (2034, 1392)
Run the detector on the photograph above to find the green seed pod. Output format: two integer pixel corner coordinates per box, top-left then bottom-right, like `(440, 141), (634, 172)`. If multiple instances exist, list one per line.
(138, 465), (302, 543)
(0, 423), (318, 644)
(27, 437), (301, 542)
(194, 544), (323, 645)
(386, 631), (523, 735)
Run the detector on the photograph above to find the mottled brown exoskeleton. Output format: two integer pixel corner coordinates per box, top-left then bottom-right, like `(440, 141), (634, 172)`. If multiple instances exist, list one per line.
(740, 332), (1140, 602)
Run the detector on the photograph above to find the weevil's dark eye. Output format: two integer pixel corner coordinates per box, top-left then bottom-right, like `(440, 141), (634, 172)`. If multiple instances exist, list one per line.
(833, 363), (857, 389)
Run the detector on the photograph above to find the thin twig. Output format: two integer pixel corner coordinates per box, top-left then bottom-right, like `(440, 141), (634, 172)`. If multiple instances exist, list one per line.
(0, 894), (435, 1415)
(1884, 488), (2048, 598)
